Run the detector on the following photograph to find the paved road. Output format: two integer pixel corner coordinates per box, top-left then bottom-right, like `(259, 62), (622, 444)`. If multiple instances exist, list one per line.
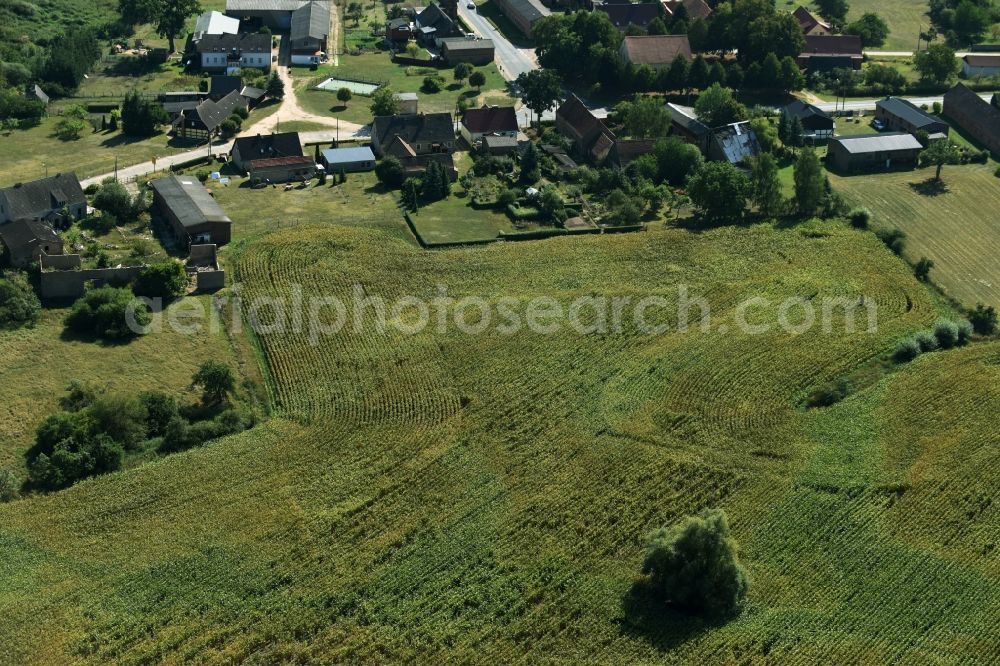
(812, 92), (992, 113)
(457, 3), (537, 81)
(863, 50), (973, 57)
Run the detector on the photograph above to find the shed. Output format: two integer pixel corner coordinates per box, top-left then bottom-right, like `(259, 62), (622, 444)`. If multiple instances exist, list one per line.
(0, 218), (63, 268)
(826, 132), (923, 172)
(149, 176), (233, 247)
(875, 97), (950, 136)
(320, 146), (377, 172)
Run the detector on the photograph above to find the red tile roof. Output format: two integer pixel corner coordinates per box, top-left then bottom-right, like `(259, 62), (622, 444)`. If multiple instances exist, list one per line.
(248, 155), (315, 169)
(620, 35), (692, 66)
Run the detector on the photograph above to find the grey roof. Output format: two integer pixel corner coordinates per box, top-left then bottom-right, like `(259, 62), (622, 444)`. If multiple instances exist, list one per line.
(233, 132), (304, 161)
(291, 0), (330, 42)
(440, 37), (495, 51)
(712, 122), (760, 164)
(226, 0), (307, 10)
(667, 102), (709, 136)
(30, 84), (49, 104)
(321, 146), (376, 164)
(783, 99), (831, 121)
(482, 135), (518, 147)
(417, 3), (455, 31)
(394, 92), (418, 101)
(372, 113), (454, 150)
(150, 176), (232, 229)
(210, 75), (243, 99)
(0, 173), (85, 220)
(197, 32), (271, 53)
(0, 218), (61, 251)
(876, 97), (945, 130)
(498, 0), (549, 24)
(191, 90), (247, 131)
(831, 132), (923, 154)
(241, 85), (267, 100)
(194, 10), (240, 37)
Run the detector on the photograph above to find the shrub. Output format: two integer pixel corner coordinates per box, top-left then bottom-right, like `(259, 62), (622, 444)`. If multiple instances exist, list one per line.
(805, 378), (851, 408)
(893, 337), (921, 362)
(848, 207), (871, 229)
(421, 76), (443, 93)
(933, 319), (959, 349)
(375, 156), (405, 189)
(65, 286), (150, 340)
(139, 391), (179, 437)
(59, 380), (100, 412)
(133, 261), (189, 300)
(956, 319), (974, 346)
(87, 393), (149, 450)
(876, 228), (906, 255)
(914, 257), (934, 282)
(969, 303), (997, 335)
(92, 178), (139, 221)
(914, 330), (939, 353)
(0, 271), (41, 329)
(641, 509), (749, 618)
(0, 468), (16, 502)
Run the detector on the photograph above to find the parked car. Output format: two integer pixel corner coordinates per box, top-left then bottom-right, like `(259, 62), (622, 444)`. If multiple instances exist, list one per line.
(872, 118), (885, 131)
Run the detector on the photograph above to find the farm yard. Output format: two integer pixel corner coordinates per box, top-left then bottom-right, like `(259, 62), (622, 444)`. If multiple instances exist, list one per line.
(4, 219), (1000, 662)
(831, 163), (1000, 308)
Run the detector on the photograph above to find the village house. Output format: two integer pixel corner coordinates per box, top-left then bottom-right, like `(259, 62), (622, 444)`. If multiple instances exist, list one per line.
(943, 83), (1000, 155)
(385, 17), (414, 44)
(555, 94), (615, 163)
(439, 38), (496, 66)
(595, 1), (664, 31)
(793, 6), (830, 35)
(231, 132), (305, 170)
(246, 156), (317, 182)
(961, 54), (1000, 78)
(460, 105), (518, 146)
(415, 4), (460, 44)
(150, 176), (233, 247)
(193, 10), (240, 42)
(0, 173), (86, 225)
(708, 121), (761, 166)
(371, 113), (456, 157)
(663, 0), (712, 21)
(494, 0), (550, 38)
(826, 133), (923, 172)
(797, 35), (863, 71)
(290, 0), (330, 65)
(0, 218), (63, 268)
(210, 75), (244, 100)
(875, 97), (950, 136)
(171, 90), (248, 140)
(666, 103), (710, 152)
(782, 100), (835, 140)
(320, 146), (377, 172)
(619, 35), (692, 70)
(197, 32), (272, 72)
(225, 0), (310, 29)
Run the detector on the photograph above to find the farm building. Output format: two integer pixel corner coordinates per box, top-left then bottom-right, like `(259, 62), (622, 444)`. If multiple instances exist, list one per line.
(460, 105), (518, 145)
(609, 138), (655, 168)
(193, 11), (240, 42)
(708, 122), (761, 166)
(197, 32), (272, 72)
(371, 113), (455, 157)
(320, 146), (377, 172)
(232, 132), (305, 170)
(439, 38), (495, 66)
(666, 103), (710, 152)
(596, 2), (663, 31)
(246, 156), (317, 183)
(493, 0), (550, 38)
(619, 35), (692, 70)
(961, 54), (1000, 77)
(385, 17), (414, 44)
(798, 35), (862, 71)
(0, 173), (86, 225)
(0, 218), (63, 268)
(210, 75), (244, 100)
(793, 6), (830, 35)
(481, 135), (519, 155)
(394, 92), (418, 114)
(556, 94), (614, 163)
(826, 133), (923, 172)
(160, 91), (209, 116)
(875, 97), (949, 136)
(943, 83), (1000, 155)
(150, 176), (233, 247)
(225, 0), (310, 29)
(171, 90), (248, 139)
(782, 100), (835, 140)
(415, 4), (460, 44)
(290, 0), (330, 65)
(663, 0), (712, 21)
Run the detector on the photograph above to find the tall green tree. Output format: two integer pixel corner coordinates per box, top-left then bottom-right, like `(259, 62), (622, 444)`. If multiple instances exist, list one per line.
(617, 95), (672, 139)
(793, 147), (825, 216)
(191, 361), (235, 404)
(914, 44), (959, 84)
(694, 84), (747, 127)
(846, 12), (890, 47)
(920, 140), (962, 181)
(750, 153), (784, 218)
(687, 162), (750, 222)
(515, 69), (562, 125)
(266, 70), (285, 99)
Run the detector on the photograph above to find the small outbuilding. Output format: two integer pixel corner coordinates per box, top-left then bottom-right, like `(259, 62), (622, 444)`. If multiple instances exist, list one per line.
(0, 218), (63, 268)
(394, 92), (418, 115)
(150, 176), (233, 247)
(783, 100), (835, 140)
(481, 134), (519, 155)
(962, 54), (1000, 78)
(826, 132), (923, 173)
(320, 146), (377, 172)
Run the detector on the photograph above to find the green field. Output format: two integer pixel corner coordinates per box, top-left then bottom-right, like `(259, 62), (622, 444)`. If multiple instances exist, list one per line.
(409, 194), (529, 244)
(6, 215), (1000, 661)
(831, 163), (1000, 308)
(776, 0), (929, 52)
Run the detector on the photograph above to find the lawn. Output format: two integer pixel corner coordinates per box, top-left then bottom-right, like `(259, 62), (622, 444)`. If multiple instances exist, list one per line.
(774, 0), (929, 51)
(292, 54), (515, 125)
(831, 162), (1000, 308)
(0, 296), (242, 477)
(9, 218), (1000, 662)
(70, 57), (203, 101)
(409, 194), (529, 244)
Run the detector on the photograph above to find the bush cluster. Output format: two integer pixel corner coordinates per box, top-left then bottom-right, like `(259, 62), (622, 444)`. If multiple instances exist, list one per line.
(894, 318), (973, 363)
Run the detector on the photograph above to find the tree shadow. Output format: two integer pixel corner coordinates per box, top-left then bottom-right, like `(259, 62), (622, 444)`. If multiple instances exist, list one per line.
(616, 578), (720, 652)
(447, 82), (463, 91)
(100, 131), (163, 148)
(909, 177), (949, 197)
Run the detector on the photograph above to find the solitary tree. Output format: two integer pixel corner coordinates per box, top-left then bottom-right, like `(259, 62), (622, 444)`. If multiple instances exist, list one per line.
(920, 139), (962, 181)
(266, 70), (285, 99)
(793, 147), (825, 216)
(914, 44), (959, 84)
(453, 62), (473, 85)
(469, 70), (486, 91)
(969, 303), (997, 335)
(337, 87), (353, 108)
(687, 162), (750, 222)
(642, 509), (749, 617)
(371, 86), (400, 116)
(191, 360), (235, 404)
(157, 0), (202, 53)
(515, 69), (562, 125)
